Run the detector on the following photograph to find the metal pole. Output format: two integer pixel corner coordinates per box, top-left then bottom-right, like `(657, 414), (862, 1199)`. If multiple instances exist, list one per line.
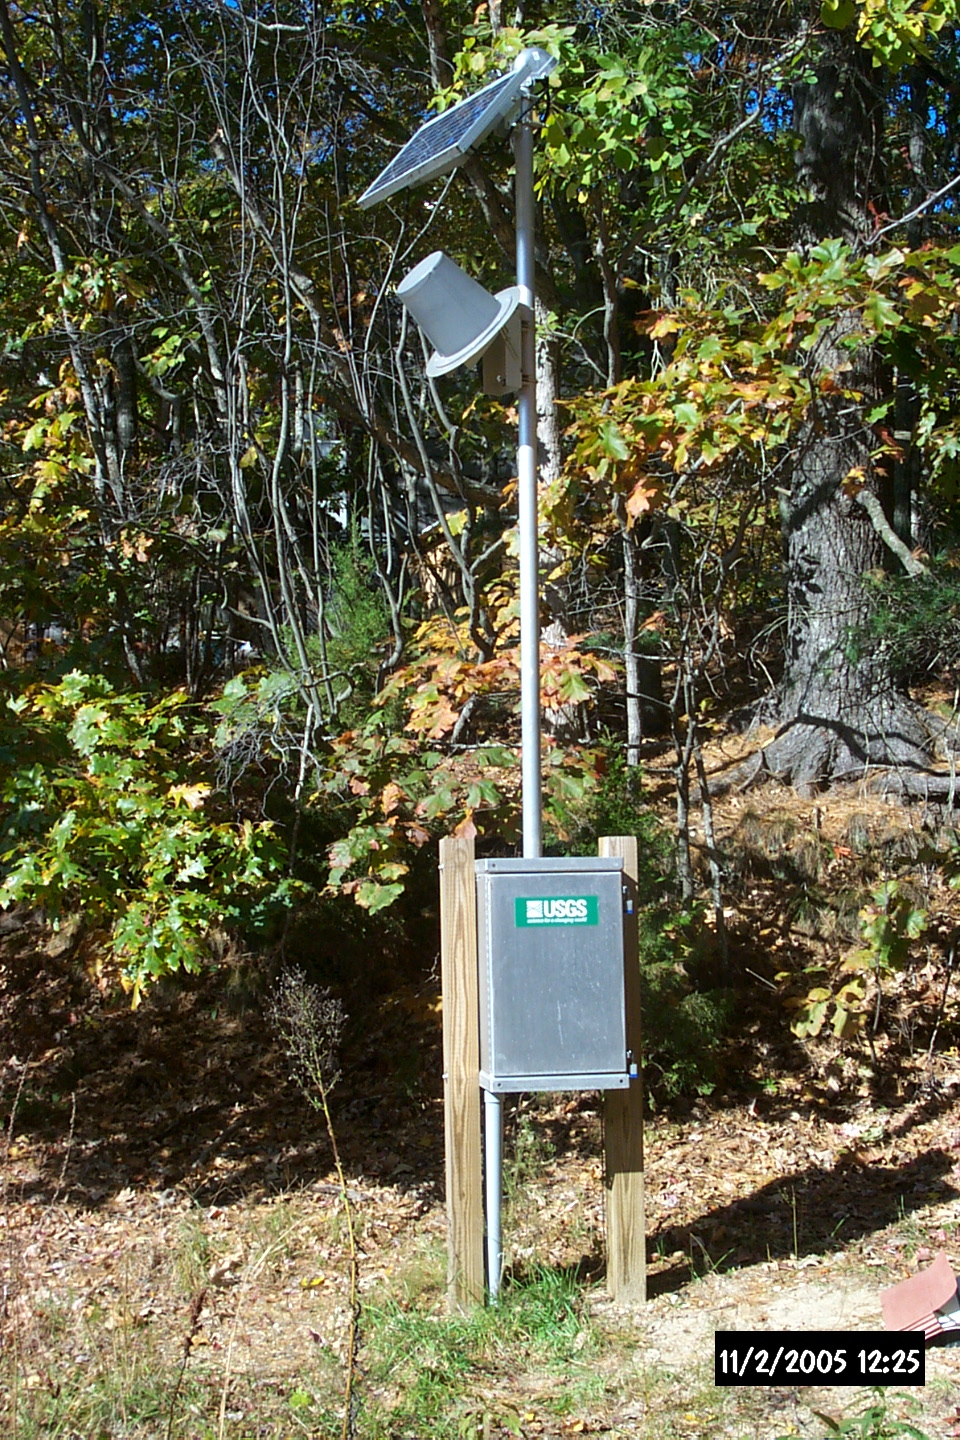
(479, 80), (539, 1312)
(515, 93), (541, 861)
(483, 1088), (503, 1300)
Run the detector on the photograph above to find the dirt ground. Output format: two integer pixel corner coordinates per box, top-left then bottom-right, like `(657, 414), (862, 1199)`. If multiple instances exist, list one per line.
(5, 753), (960, 1437)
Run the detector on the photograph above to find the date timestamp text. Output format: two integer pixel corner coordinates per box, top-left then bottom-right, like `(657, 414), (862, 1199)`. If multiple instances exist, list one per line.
(715, 1331), (924, 1386)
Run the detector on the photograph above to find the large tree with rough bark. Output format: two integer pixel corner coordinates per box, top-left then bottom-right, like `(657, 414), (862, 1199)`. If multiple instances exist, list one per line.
(759, 25), (943, 790)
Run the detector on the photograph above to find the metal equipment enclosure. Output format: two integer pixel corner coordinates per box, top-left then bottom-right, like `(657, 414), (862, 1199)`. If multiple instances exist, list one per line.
(476, 857), (634, 1093)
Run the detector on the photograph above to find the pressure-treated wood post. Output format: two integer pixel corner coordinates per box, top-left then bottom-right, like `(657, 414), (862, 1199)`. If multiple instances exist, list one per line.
(439, 834), (484, 1312)
(600, 835), (646, 1302)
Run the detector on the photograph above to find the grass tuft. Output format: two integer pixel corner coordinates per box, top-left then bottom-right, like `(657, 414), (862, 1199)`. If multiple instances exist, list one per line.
(363, 1263), (604, 1437)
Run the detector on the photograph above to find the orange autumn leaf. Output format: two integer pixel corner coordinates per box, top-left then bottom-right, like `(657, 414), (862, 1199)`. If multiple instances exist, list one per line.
(625, 477), (662, 521)
(381, 781), (405, 815)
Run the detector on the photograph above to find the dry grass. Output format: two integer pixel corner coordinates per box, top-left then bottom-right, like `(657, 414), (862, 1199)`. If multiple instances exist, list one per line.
(5, 1057), (960, 1440)
(6, 719), (960, 1437)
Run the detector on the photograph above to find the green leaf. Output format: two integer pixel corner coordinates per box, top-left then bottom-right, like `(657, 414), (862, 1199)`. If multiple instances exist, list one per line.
(673, 401), (700, 429)
(22, 420), (48, 452)
(597, 418), (629, 461)
(821, 0), (856, 28)
(557, 670), (592, 705)
(355, 880), (405, 912)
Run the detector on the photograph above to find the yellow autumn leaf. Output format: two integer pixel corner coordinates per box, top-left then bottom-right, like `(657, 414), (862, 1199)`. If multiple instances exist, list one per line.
(167, 783), (211, 810)
(649, 313), (681, 339)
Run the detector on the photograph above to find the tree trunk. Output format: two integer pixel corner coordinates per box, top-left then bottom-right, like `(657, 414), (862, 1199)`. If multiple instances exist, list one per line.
(768, 314), (931, 789)
(622, 515), (642, 768)
(761, 30), (933, 791)
(538, 303), (586, 741)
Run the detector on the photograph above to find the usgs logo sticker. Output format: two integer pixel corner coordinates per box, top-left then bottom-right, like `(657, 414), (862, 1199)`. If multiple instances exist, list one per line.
(514, 896), (599, 927)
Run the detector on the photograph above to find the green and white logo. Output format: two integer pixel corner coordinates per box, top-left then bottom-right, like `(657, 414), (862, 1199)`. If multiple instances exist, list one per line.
(514, 895), (599, 927)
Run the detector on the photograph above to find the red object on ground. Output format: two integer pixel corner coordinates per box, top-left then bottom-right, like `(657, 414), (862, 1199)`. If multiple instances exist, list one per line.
(881, 1250), (959, 1341)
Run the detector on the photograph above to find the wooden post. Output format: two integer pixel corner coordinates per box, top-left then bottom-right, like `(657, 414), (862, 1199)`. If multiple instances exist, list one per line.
(600, 835), (646, 1302)
(439, 834), (484, 1312)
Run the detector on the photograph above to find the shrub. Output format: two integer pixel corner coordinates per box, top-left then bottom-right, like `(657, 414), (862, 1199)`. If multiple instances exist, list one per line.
(637, 906), (730, 1099)
(560, 752), (728, 1099)
(0, 671), (301, 1001)
(866, 559), (960, 684)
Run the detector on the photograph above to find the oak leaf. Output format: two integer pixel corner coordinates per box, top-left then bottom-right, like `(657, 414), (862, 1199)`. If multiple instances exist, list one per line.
(625, 477), (661, 521)
(381, 781), (405, 815)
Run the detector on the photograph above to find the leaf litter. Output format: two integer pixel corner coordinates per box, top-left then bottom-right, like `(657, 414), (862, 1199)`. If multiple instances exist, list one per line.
(4, 768), (960, 1434)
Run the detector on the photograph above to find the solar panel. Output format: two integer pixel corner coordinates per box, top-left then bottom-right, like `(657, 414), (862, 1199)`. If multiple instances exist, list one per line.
(358, 68), (525, 210)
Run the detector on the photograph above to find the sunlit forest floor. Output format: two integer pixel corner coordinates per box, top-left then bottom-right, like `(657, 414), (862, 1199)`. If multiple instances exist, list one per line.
(5, 722), (960, 1438)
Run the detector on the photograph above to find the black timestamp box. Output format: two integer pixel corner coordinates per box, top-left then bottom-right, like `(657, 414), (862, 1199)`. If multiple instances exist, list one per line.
(715, 1331), (925, 1386)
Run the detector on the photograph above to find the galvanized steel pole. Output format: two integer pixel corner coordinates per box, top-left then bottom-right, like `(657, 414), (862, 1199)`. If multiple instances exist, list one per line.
(515, 90), (541, 862)
(483, 1087), (503, 1300)
(484, 74), (545, 1307)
